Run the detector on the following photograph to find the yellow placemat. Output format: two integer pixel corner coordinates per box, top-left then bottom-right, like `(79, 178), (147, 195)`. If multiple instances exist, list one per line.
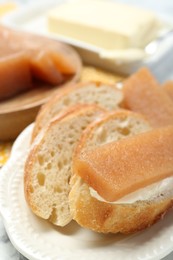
(80, 66), (124, 84)
(0, 142), (12, 168)
(0, 66), (124, 167)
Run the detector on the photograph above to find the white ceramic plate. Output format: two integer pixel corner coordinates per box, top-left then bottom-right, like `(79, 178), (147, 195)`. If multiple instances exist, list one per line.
(0, 125), (173, 260)
(2, 0), (173, 80)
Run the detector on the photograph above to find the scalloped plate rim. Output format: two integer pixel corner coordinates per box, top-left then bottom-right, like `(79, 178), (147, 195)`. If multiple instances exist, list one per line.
(0, 124), (173, 260)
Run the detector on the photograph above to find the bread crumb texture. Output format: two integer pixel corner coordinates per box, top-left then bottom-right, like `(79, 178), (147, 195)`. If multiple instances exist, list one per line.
(24, 105), (105, 226)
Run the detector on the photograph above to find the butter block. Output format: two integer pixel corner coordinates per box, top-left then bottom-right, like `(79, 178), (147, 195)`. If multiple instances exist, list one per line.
(48, 0), (161, 50)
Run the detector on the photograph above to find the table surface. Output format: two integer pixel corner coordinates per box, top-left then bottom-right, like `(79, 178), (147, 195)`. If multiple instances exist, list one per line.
(0, 0), (173, 259)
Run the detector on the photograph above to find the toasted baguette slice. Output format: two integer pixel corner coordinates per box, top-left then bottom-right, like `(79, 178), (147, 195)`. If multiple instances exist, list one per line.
(24, 104), (106, 226)
(69, 110), (173, 233)
(32, 82), (123, 140)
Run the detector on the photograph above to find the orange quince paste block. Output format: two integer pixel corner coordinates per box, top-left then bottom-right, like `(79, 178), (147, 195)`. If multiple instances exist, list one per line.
(74, 126), (173, 202)
(123, 68), (173, 127)
(0, 52), (32, 100)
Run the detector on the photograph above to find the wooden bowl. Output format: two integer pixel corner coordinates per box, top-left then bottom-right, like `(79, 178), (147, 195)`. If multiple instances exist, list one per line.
(0, 42), (82, 141)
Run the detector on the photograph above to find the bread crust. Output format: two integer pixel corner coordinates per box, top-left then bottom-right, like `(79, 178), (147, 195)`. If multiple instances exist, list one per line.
(74, 109), (150, 156)
(32, 81), (123, 141)
(69, 175), (173, 234)
(24, 104), (85, 217)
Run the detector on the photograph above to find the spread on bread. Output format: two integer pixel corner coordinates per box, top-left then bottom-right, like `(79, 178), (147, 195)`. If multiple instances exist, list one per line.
(70, 109), (173, 233)
(72, 110), (173, 205)
(74, 126), (173, 202)
(89, 175), (173, 204)
(0, 26), (76, 100)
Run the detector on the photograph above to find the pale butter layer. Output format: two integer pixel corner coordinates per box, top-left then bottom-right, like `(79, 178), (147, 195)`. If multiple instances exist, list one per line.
(90, 176), (173, 204)
(48, 0), (161, 50)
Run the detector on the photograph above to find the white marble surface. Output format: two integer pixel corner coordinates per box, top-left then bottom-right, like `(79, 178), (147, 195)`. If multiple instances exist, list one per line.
(0, 217), (27, 260)
(0, 0), (173, 259)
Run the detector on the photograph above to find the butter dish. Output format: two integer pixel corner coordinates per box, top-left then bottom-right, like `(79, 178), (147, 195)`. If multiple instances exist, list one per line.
(48, 0), (161, 50)
(2, 0), (173, 82)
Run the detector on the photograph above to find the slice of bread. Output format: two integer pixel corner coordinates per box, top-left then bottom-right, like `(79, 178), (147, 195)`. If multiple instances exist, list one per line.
(24, 104), (106, 226)
(32, 82), (123, 141)
(69, 110), (173, 233)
